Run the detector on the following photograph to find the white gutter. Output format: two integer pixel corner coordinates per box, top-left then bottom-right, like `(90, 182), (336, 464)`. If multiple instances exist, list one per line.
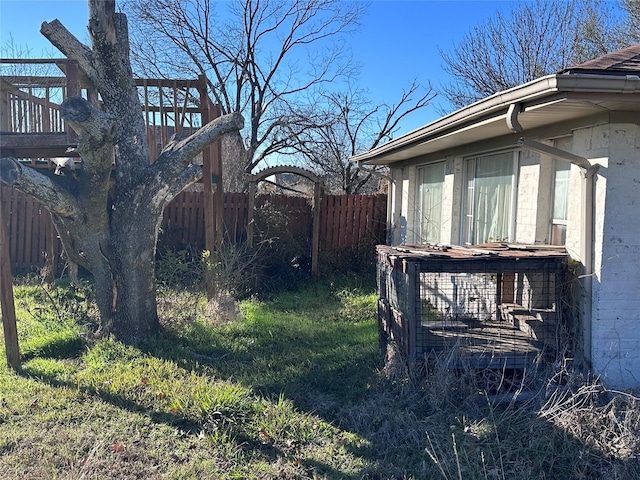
(352, 73), (640, 165)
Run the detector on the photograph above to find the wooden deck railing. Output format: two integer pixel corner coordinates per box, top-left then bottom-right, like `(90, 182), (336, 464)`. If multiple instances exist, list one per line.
(0, 59), (210, 163)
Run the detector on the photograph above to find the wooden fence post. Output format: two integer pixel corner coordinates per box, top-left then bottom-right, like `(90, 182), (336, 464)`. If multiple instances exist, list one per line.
(45, 211), (56, 288)
(0, 189), (21, 369)
(198, 76), (219, 300)
(311, 181), (321, 274)
(210, 103), (224, 250)
(247, 181), (256, 247)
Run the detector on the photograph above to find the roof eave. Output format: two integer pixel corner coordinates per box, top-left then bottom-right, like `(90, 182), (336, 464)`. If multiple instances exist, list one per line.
(352, 73), (640, 166)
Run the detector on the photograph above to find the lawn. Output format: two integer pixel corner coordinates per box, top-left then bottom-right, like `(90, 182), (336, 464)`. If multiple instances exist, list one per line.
(1, 276), (639, 479)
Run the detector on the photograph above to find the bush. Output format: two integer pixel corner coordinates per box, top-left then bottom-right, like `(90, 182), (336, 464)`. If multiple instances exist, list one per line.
(318, 233), (379, 279)
(155, 246), (205, 288)
(251, 199), (313, 293)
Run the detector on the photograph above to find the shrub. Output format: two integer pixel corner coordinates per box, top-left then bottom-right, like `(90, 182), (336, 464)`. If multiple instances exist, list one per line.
(155, 245), (205, 288)
(318, 233), (379, 279)
(251, 199), (313, 293)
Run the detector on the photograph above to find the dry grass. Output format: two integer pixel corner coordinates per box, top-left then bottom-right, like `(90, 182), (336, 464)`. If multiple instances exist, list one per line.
(372, 343), (640, 480)
(2, 279), (640, 479)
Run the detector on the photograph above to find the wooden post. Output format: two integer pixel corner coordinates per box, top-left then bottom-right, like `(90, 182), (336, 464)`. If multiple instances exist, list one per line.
(0, 84), (10, 132)
(0, 188), (21, 369)
(247, 181), (256, 247)
(64, 60), (79, 146)
(198, 76), (224, 300)
(199, 76), (214, 299)
(210, 102), (224, 250)
(311, 181), (322, 274)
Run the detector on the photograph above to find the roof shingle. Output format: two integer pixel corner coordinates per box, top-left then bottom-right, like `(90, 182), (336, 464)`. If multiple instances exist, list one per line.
(561, 44), (640, 75)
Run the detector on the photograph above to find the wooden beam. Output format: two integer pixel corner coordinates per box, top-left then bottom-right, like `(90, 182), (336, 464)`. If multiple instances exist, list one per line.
(0, 132), (69, 147)
(311, 181), (321, 274)
(0, 188), (20, 369)
(199, 75), (215, 299)
(210, 102), (224, 251)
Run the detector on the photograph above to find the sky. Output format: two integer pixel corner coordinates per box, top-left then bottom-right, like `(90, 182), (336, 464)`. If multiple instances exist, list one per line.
(0, 0), (518, 135)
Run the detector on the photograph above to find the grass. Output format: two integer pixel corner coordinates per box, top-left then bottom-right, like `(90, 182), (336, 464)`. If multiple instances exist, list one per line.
(1, 275), (640, 479)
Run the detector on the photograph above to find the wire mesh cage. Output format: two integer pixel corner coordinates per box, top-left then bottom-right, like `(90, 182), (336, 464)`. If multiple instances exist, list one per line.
(377, 244), (570, 369)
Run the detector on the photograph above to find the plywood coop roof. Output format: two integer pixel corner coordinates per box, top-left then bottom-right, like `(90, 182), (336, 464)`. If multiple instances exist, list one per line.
(377, 243), (568, 271)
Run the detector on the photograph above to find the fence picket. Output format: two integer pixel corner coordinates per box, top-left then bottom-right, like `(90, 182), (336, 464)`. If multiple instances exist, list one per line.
(3, 187), (386, 273)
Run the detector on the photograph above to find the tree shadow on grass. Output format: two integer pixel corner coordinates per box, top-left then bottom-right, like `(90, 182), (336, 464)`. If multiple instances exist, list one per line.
(16, 335), (371, 479)
(15, 311), (640, 479)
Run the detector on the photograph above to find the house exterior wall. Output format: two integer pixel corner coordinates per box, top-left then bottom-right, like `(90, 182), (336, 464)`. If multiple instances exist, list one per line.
(578, 122), (640, 388)
(515, 148), (541, 244)
(385, 118), (640, 388)
(387, 167), (408, 245)
(442, 157), (461, 244)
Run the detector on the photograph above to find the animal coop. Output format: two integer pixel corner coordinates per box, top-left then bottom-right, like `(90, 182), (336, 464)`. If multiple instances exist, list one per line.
(377, 244), (570, 369)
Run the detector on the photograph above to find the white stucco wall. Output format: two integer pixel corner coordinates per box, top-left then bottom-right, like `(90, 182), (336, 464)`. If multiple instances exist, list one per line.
(515, 148), (541, 244)
(387, 167), (416, 245)
(576, 122), (640, 388)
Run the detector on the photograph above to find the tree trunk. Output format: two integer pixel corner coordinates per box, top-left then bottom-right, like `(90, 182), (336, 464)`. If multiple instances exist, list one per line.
(0, 1), (243, 343)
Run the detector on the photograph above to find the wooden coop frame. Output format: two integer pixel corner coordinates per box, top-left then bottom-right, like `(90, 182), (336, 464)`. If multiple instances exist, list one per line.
(377, 243), (570, 370)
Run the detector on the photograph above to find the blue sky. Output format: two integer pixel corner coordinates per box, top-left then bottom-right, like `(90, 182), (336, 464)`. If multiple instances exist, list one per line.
(0, 0), (517, 134)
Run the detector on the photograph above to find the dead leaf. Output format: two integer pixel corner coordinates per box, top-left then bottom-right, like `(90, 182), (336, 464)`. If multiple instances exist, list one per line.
(259, 428), (271, 444)
(111, 441), (125, 452)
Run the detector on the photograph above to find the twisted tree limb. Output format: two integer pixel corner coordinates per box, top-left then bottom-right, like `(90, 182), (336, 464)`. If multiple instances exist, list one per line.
(0, 158), (80, 219)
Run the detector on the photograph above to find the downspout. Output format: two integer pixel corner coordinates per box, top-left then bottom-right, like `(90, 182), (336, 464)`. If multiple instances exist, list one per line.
(580, 164), (599, 367)
(515, 136), (599, 366)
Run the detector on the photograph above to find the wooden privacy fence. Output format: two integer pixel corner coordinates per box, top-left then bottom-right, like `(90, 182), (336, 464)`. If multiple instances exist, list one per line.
(1, 186), (387, 274)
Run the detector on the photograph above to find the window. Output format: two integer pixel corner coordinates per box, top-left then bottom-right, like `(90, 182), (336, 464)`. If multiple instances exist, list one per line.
(464, 151), (517, 244)
(415, 163), (445, 243)
(550, 160), (570, 245)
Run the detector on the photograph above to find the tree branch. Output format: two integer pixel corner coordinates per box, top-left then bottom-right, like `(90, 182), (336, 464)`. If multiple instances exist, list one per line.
(0, 158), (80, 218)
(143, 112), (244, 208)
(152, 112), (244, 177)
(161, 163), (203, 205)
(61, 97), (117, 172)
(40, 20), (94, 78)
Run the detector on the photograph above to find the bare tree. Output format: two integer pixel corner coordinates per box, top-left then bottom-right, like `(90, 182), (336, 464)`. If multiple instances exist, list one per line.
(0, 0), (243, 342)
(124, 0), (365, 190)
(621, 0), (640, 44)
(291, 82), (434, 194)
(438, 0), (627, 111)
